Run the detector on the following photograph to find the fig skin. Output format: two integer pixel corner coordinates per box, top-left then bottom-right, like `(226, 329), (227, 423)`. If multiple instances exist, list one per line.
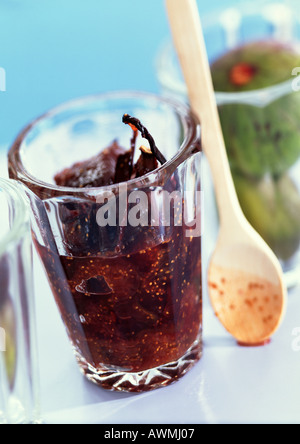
(211, 40), (300, 262)
(234, 173), (300, 262)
(211, 40), (300, 92)
(211, 40), (300, 180)
(217, 94), (300, 180)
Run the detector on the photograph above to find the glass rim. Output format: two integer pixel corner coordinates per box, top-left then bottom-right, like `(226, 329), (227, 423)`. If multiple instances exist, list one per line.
(156, 40), (298, 105)
(8, 90), (201, 196)
(215, 78), (296, 105)
(0, 178), (29, 257)
(195, 0), (300, 29)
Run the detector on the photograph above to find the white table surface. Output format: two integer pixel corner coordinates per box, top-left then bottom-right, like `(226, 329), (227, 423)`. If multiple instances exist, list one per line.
(1, 148), (300, 425)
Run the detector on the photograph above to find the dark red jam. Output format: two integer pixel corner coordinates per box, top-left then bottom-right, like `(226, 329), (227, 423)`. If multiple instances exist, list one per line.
(36, 225), (201, 373)
(24, 115), (202, 390)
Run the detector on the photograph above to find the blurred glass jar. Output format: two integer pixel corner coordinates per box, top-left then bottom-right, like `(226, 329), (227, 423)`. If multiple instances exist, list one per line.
(0, 178), (40, 424)
(156, 0), (300, 287)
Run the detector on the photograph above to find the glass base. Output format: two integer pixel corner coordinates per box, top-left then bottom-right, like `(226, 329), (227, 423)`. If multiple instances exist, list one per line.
(283, 265), (300, 289)
(281, 252), (300, 289)
(0, 396), (41, 425)
(74, 338), (202, 393)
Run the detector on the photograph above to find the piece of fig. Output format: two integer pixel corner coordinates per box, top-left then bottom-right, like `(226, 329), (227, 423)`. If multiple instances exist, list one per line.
(211, 40), (300, 263)
(134, 146), (159, 178)
(211, 40), (300, 179)
(234, 173), (300, 261)
(76, 275), (113, 296)
(54, 140), (126, 188)
(211, 40), (300, 92)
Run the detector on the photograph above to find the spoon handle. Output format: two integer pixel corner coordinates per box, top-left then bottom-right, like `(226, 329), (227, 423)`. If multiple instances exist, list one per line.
(166, 0), (243, 227)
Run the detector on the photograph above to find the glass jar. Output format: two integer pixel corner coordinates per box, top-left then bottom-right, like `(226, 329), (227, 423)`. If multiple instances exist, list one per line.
(0, 178), (40, 424)
(156, 0), (300, 288)
(8, 91), (202, 392)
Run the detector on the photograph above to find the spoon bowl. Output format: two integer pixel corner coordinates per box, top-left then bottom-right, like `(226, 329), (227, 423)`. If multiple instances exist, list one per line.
(166, 0), (287, 344)
(209, 218), (285, 345)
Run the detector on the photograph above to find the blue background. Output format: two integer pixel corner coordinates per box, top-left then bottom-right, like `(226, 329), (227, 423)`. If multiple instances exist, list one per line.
(0, 0), (257, 148)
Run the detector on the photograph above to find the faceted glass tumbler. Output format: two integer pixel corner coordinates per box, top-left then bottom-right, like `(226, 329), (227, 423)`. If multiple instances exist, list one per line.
(0, 178), (39, 424)
(8, 91), (203, 392)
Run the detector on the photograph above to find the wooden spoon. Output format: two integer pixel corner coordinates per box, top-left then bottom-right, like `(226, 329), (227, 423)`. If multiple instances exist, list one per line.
(166, 0), (287, 345)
